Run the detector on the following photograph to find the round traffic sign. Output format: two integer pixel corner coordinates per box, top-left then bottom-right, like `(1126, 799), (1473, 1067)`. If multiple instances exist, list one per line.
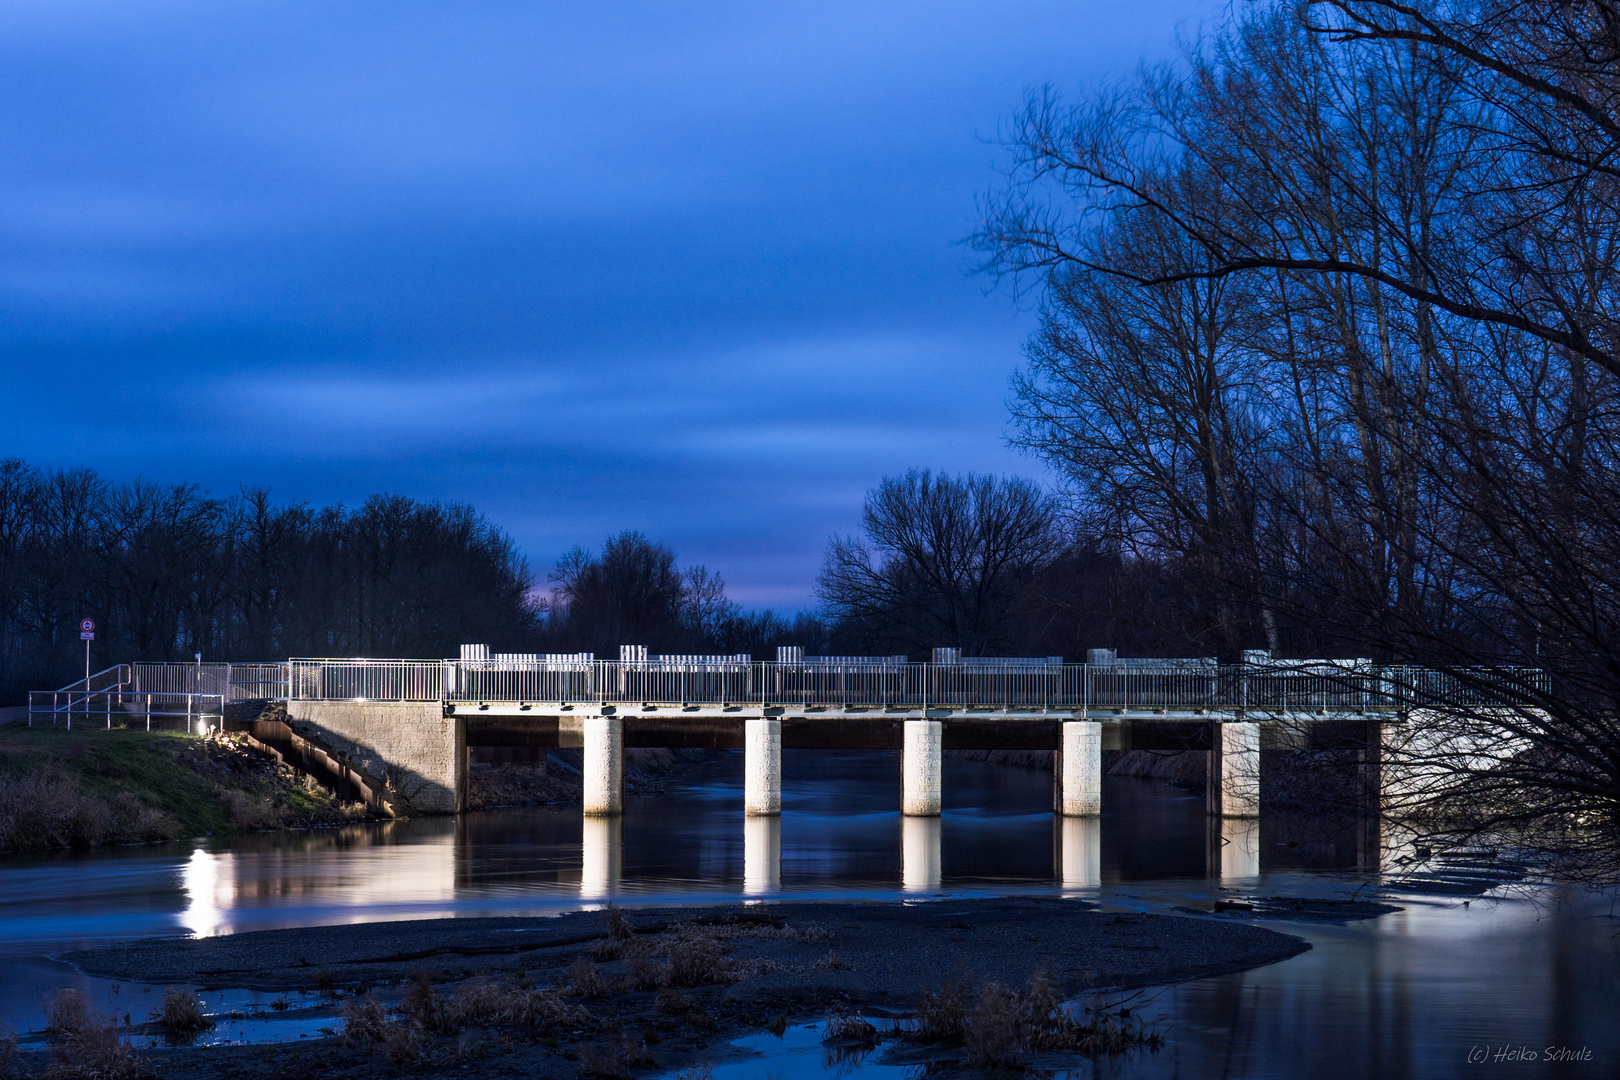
(80, 618), (95, 633)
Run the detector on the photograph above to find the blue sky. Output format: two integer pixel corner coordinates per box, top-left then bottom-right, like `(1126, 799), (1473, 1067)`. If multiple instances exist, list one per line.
(0, 0), (1213, 607)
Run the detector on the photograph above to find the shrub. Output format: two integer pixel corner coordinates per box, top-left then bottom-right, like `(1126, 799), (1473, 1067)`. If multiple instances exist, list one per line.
(578, 1033), (655, 1078)
(821, 1010), (879, 1046)
(654, 987), (689, 1015)
(381, 1023), (424, 1065)
(0, 1032), (18, 1080)
(666, 929), (727, 988)
(910, 983), (966, 1044)
(626, 955), (667, 991)
(149, 987), (213, 1045)
(443, 978), (586, 1032)
(568, 958), (613, 999)
(964, 982), (1028, 1068)
(339, 994), (387, 1045)
(904, 973), (1163, 1062)
(221, 790), (281, 830)
(41, 989), (144, 1080)
(399, 971), (444, 1033)
(43, 990), (94, 1038)
(605, 903), (634, 942)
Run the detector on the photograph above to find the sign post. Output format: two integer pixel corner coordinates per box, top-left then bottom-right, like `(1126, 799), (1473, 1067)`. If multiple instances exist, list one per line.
(79, 619), (95, 728)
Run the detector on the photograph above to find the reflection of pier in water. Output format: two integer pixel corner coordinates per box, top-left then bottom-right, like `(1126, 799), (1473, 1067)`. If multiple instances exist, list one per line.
(177, 766), (1390, 927)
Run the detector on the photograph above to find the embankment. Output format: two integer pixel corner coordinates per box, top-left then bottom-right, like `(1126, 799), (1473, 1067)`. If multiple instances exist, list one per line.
(0, 725), (380, 853)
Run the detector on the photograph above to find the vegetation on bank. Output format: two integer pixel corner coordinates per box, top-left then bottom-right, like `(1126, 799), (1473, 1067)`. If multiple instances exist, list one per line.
(0, 725), (372, 853)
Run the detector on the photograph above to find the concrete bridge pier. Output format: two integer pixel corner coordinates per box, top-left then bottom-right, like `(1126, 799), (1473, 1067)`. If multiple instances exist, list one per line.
(583, 716), (624, 816)
(1056, 720), (1102, 816)
(1208, 721), (1261, 818)
(902, 719), (942, 816)
(744, 718), (782, 815)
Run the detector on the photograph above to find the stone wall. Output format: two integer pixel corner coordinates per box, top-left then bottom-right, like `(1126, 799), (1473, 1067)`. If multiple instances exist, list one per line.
(286, 701), (465, 814)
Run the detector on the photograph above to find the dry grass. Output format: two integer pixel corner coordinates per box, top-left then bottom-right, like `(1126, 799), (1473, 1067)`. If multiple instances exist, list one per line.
(910, 983), (966, 1043)
(398, 970), (443, 1032)
(666, 928), (728, 987)
(149, 987), (213, 1045)
(673, 1064), (714, 1080)
(568, 957), (614, 998)
(0, 776), (176, 852)
(610, 921), (782, 988)
(343, 972), (590, 1067)
(654, 987), (690, 1015)
(221, 790), (282, 830)
(577, 1033), (656, 1078)
(814, 950), (852, 970)
(821, 1009), (879, 1046)
(902, 973), (1163, 1065)
(338, 994), (388, 1045)
(963, 982), (1027, 1067)
(43, 990), (95, 1038)
(442, 978), (587, 1032)
(40, 989), (146, 1080)
(381, 1023), (424, 1065)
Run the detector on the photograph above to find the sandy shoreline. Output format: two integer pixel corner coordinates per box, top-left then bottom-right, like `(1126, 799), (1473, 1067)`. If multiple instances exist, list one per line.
(30, 896), (1357, 1077)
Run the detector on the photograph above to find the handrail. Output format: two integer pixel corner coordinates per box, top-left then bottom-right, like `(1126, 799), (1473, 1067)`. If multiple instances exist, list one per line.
(275, 658), (1548, 710)
(32, 658), (1551, 713)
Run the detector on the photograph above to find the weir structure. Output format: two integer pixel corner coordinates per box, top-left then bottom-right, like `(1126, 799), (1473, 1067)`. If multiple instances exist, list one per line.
(29, 645), (1514, 828)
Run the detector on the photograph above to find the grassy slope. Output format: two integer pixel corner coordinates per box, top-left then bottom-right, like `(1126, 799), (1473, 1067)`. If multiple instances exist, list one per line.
(0, 724), (368, 851)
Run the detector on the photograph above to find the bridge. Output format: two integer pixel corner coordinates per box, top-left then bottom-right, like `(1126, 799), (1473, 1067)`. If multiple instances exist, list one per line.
(28, 646), (1533, 837)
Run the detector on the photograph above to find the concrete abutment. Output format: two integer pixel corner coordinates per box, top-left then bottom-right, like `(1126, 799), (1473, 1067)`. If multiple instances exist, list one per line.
(283, 700), (466, 815)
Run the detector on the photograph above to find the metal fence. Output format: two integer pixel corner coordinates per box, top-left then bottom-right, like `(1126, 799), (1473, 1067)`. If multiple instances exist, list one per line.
(289, 659), (446, 703)
(46, 658), (1548, 712)
(277, 658), (1544, 711)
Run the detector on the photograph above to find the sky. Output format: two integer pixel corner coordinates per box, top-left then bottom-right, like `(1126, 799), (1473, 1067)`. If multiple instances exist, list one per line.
(0, 0), (1215, 608)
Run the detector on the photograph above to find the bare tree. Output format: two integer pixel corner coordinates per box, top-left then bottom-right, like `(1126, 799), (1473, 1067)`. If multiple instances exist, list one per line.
(817, 471), (1060, 655)
(976, 0), (1620, 877)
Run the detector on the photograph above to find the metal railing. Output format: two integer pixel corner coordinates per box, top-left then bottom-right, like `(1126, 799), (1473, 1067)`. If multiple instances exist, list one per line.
(27, 661), (286, 728)
(277, 658), (1533, 712)
(27, 663), (229, 730)
(38, 658), (1550, 714)
(290, 658), (447, 703)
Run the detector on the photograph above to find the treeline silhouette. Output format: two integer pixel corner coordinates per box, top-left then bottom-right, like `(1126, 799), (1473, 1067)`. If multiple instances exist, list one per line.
(542, 486), (1216, 665)
(0, 458), (537, 703)
(0, 452), (1229, 709)
(537, 531), (829, 660)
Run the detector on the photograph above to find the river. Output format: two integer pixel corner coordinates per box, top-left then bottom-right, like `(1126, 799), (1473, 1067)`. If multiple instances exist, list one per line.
(1, 751), (1615, 1078)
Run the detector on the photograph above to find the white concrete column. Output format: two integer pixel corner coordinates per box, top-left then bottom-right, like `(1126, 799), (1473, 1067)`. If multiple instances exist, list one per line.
(901, 719), (942, 816)
(1058, 815), (1101, 889)
(743, 814), (781, 895)
(583, 715), (623, 816)
(581, 815), (622, 899)
(1059, 720), (1102, 816)
(744, 718), (782, 816)
(901, 815), (941, 892)
(1219, 721), (1261, 818)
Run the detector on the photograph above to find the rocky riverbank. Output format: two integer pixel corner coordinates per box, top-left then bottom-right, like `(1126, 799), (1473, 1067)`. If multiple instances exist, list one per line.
(35, 897), (1329, 1078)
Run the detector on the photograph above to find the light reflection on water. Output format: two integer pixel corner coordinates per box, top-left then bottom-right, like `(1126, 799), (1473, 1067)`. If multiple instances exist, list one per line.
(0, 751), (1614, 1078)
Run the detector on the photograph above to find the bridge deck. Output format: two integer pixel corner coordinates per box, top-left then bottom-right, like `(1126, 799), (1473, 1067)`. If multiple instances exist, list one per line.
(447, 700), (1402, 722)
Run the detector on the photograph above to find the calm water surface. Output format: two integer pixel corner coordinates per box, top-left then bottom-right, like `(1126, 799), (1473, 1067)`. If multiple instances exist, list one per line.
(1, 751), (1615, 1078)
